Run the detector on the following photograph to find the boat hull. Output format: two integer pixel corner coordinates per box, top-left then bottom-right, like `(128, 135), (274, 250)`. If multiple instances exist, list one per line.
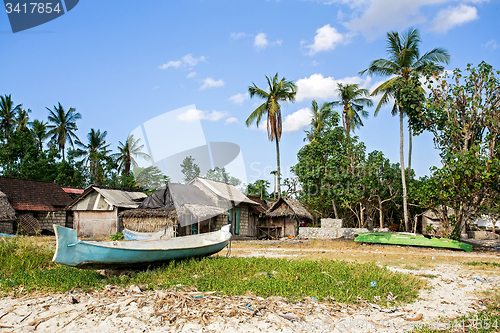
(354, 232), (472, 252)
(53, 224), (232, 269)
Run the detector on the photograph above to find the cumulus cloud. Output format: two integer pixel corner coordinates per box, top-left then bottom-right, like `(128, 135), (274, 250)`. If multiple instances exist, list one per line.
(177, 108), (228, 122)
(200, 77), (225, 90)
(254, 33), (282, 49)
(187, 71), (197, 78)
(283, 108), (312, 133)
(295, 73), (371, 102)
(159, 54), (206, 70)
(306, 24), (346, 55)
(430, 4), (478, 33)
(225, 117), (239, 125)
(485, 39), (499, 50)
(231, 32), (248, 40)
(229, 93), (249, 105)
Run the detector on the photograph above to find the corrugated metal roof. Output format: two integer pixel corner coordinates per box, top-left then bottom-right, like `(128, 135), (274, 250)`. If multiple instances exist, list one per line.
(93, 187), (147, 209)
(190, 177), (258, 205)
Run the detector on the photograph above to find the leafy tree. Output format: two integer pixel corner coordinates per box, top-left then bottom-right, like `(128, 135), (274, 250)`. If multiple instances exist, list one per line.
(360, 28), (450, 231)
(180, 155), (200, 183)
(134, 166), (170, 193)
(113, 134), (150, 175)
(303, 100), (332, 142)
(75, 129), (111, 184)
(411, 62), (500, 238)
(331, 83), (373, 135)
(14, 108), (31, 132)
(30, 119), (49, 150)
(47, 102), (81, 160)
(247, 73), (297, 198)
(205, 166), (241, 186)
(246, 179), (272, 200)
(0, 95), (21, 142)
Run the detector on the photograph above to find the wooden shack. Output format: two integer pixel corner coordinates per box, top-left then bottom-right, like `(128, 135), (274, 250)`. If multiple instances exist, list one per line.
(263, 197), (313, 238)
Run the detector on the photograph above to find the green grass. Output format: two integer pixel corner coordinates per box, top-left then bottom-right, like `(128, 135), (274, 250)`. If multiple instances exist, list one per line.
(0, 237), (424, 304)
(464, 262), (500, 269)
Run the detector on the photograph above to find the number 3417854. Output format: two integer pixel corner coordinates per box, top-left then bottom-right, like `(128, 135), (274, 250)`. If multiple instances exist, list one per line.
(5, 3), (62, 14)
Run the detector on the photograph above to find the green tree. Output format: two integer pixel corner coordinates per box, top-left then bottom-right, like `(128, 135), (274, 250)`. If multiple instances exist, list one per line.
(360, 28), (450, 231)
(75, 129), (111, 184)
(181, 156), (200, 183)
(303, 100), (332, 142)
(14, 108), (31, 132)
(134, 166), (170, 193)
(246, 179), (272, 200)
(331, 83), (373, 135)
(205, 166), (241, 186)
(47, 102), (81, 160)
(0, 95), (22, 142)
(411, 62), (500, 238)
(247, 73), (297, 198)
(30, 119), (49, 151)
(113, 134), (150, 175)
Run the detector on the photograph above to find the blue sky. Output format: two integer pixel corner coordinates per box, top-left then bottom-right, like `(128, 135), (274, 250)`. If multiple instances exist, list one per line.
(1, 0), (499, 185)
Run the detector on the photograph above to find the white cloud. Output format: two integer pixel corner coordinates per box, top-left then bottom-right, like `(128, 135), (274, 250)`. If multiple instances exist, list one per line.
(254, 33), (282, 49)
(295, 73), (371, 102)
(231, 32), (248, 40)
(159, 61), (182, 69)
(306, 24), (346, 55)
(283, 108), (312, 133)
(159, 54), (206, 70)
(225, 117), (239, 125)
(431, 4), (478, 33)
(187, 71), (197, 78)
(177, 108), (228, 122)
(200, 77), (225, 90)
(229, 93), (248, 105)
(485, 39), (499, 50)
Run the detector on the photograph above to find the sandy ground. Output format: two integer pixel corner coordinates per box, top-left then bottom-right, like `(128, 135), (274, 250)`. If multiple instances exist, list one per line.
(0, 240), (499, 332)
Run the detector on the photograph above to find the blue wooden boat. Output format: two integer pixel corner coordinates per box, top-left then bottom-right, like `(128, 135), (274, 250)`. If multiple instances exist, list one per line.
(52, 224), (232, 269)
(123, 228), (173, 241)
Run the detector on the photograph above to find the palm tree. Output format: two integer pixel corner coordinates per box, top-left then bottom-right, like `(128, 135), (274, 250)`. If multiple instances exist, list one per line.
(46, 102), (82, 160)
(247, 73), (297, 198)
(30, 119), (49, 150)
(14, 108), (31, 132)
(360, 27), (450, 231)
(112, 134), (150, 175)
(76, 129), (111, 183)
(303, 100), (332, 142)
(0, 95), (22, 142)
(331, 83), (373, 135)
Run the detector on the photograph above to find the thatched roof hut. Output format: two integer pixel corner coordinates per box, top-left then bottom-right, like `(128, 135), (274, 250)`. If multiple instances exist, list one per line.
(0, 191), (15, 221)
(266, 197), (313, 221)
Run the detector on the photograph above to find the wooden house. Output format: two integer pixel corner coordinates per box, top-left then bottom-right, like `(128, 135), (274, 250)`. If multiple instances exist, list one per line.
(188, 177), (259, 238)
(0, 190), (16, 234)
(263, 197), (313, 238)
(67, 186), (147, 237)
(120, 183), (226, 237)
(0, 177), (73, 235)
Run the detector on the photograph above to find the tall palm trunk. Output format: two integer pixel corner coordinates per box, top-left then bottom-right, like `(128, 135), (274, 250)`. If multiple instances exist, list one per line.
(408, 127), (412, 179)
(399, 108), (409, 231)
(275, 138), (281, 198)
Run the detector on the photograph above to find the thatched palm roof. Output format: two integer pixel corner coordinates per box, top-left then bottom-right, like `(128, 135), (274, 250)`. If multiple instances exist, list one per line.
(266, 197), (313, 221)
(0, 191), (15, 221)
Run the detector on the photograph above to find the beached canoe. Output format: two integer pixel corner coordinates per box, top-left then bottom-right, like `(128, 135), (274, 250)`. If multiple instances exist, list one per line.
(354, 232), (472, 252)
(123, 228), (173, 241)
(52, 224), (232, 269)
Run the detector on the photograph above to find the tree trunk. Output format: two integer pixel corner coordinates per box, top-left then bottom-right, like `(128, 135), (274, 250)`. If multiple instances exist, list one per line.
(360, 202), (365, 228)
(408, 126), (412, 179)
(332, 199), (339, 219)
(400, 108), (409, 231)
(275, 138), (281, 198)
(378, 196), (383, 228)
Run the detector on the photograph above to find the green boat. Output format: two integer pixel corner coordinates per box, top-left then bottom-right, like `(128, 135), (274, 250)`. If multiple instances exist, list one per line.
(354, 232), (473, 252)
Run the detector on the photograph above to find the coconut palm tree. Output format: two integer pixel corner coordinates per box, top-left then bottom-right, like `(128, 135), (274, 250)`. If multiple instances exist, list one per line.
(30, 119), (49, 150)
(330, 83), (373, 135)
(0, 94), (22, 142)
(112, 134), (150, 175)
(303, 100), (332, 142)
(14, 108), (31, 132)
(360, 27), (450, 231)
(46, 102), (81, 160)
(75, 129), (111, 183)
(247, 73), (297, 198)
